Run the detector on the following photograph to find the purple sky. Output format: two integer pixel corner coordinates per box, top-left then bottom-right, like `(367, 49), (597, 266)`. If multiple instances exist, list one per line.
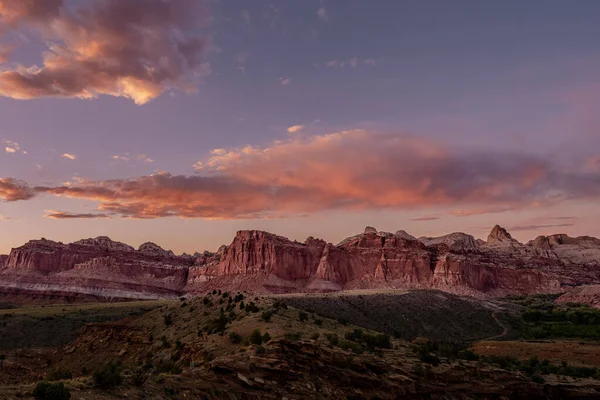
(1, 0), (599, 254)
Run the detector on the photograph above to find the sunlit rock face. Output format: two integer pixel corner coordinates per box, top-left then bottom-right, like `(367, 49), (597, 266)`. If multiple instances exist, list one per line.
(1, 225), (600, 300)
(0, 237), (194, 300)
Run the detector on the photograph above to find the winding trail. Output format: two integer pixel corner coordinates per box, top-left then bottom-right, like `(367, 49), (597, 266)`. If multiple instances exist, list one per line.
(486, 311), (509, 340)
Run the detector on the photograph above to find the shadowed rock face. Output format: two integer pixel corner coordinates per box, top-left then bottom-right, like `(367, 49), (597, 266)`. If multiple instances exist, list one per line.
(1, 225), (600, 300)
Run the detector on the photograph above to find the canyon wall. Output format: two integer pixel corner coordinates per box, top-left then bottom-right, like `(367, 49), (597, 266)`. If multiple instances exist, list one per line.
(1, 225), (600, 301)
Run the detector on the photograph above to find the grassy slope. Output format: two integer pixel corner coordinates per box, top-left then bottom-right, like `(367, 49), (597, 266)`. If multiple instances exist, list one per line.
(278, 290), (503, 342)
(0, 301), (167, 350)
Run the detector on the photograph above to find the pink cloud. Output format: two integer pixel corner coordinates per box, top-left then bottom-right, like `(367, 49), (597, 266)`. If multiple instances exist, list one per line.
(3, 130), (600, 219)
(0, 0), (208, 105)
(0, 178), (35, 201)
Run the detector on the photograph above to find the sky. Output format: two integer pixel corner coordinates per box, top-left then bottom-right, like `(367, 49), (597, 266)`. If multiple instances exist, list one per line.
(1, 0), (599, 254)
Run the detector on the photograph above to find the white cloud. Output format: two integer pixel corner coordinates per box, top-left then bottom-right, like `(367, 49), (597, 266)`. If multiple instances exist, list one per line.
(3, 140), (27, 154)
(287, 125), (305, 133)
(324, 58), (377, 69)
(111, 153), (153, 163)
(280, 77), (291, 85)
(62, 153), (77, 160)
(137, 154), (154, 163)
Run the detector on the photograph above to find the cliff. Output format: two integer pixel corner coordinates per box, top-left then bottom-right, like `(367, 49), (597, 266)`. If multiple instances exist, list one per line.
(1, 225), (600, 301)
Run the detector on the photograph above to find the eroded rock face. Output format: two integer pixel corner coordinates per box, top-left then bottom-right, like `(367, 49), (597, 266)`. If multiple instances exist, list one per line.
(0, 237), (194, 300)
(1, 225), (600, 300)
(528, 234), (600, 266)
(188, 225), (600, 295)
(419, 233), (479, 252)
(557, 285), (600, 308)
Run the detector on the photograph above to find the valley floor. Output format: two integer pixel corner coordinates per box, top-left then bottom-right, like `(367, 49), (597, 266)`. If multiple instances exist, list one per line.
(0, 290), (599, 399)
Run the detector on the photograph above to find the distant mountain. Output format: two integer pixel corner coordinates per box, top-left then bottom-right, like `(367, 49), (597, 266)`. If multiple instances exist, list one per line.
(1, 225), (599, 303)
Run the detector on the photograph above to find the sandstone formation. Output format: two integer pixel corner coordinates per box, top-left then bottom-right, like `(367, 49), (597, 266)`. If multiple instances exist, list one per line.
(556, 285), (600, 308)
(0, 237), (195, 300)
(1, 225), (600, 301)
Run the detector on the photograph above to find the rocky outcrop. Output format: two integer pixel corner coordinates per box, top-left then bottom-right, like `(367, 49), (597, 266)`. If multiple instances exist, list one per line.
(0, 237), (194, 300)
(1, 225), (600, 300)
(528, 234), (600, 266)
(557, 285), (600, 308)
(419, 233), (479, 252)
(138, 242), (176, 258)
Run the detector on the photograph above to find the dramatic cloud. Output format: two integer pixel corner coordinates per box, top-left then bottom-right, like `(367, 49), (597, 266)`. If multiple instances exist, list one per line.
(0, 178), (35, 201)
(0, 0), (208, 104)
(4, 147), (15, 153)
(45, 211), (110, 219)
(287, 125), (304, 133)
(3, 130), (600, 219)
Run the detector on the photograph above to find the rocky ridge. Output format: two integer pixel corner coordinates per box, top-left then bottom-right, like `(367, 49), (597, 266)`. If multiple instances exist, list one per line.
(1, 225), (599, 301)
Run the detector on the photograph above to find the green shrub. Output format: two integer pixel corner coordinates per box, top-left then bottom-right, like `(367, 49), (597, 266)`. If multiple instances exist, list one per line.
(326, 333), (339, 346)
(154, 358), (182, 375)
(337, 339), (363, 354)
(246, 302), (260, 313)
(273, 300), (287, 310)
(363, 333), (392, 350)
(261, 309), (274, 322)
(33, 382), (71, 400)
(532, 375), (545, 384)
(163, 314), (173, 326)
(206, 309), (228, 334)
(419, 349), (441, 366)
(298, 311), (308, 322)
(234, 293), (245, 303)
(46, 367), (72, 381)
(249, 329), (263, 345)
(229, 332), (242, 344)
(262, 332), (271, 343)
(92, 362), (122, 389)
(311, 332), (320, 340)
(458, 349), (479, 361)
(285, 332), (302, 341)
(132, 369), (147, 387)
(345, 328), (363, 342)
